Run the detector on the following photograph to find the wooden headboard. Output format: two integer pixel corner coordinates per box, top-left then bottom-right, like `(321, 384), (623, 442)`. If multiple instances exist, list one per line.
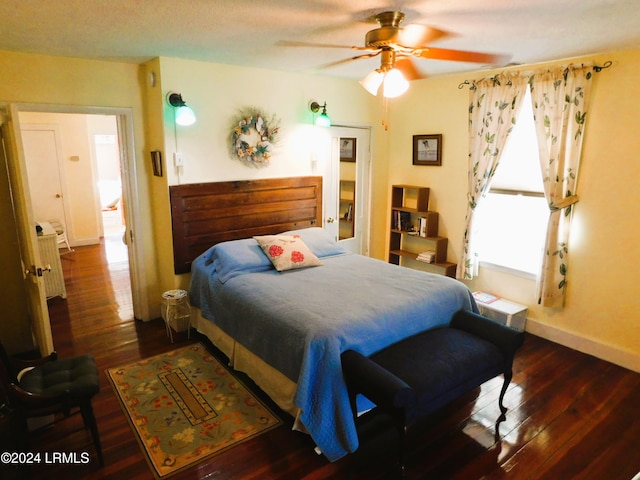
(169, 176), (323, 274)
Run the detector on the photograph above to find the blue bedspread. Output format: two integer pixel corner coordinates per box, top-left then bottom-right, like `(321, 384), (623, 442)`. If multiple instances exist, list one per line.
(190, 236), (476, 461)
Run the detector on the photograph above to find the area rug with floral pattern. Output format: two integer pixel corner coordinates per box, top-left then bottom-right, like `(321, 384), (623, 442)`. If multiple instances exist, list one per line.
(107, 343), (282, 478)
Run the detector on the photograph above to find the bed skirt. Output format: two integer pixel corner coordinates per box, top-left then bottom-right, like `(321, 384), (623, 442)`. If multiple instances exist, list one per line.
(193, 308), (306, 431)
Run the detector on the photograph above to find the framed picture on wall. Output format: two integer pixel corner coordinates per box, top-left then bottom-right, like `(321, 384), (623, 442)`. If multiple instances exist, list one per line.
(340, 138), (356, 162)
(151, 150), (163, 177)
(413, 134), (442, 166)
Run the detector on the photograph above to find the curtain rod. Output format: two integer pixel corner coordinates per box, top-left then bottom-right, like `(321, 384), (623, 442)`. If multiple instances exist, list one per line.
(457, 60), (612, 89)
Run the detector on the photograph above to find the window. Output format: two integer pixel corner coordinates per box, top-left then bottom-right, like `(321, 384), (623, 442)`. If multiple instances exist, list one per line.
(474, 89), (549, 276)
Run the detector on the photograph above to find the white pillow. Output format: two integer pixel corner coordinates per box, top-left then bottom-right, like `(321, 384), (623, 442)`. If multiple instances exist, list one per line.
(254, 235), (323, 271)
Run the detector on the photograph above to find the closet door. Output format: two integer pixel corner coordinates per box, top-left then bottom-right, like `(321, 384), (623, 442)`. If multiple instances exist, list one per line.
(22, 125), (72, 239)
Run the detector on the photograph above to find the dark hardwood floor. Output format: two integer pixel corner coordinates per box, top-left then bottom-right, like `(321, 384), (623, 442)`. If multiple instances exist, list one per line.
(4, 236), (640, 479)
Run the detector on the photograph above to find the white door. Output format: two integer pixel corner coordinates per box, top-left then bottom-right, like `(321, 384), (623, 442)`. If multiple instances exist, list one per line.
(1, 104), (54, 356)
(116, 114), (150, 321)
(326, 126), (371, 255)
(22, 125), (72, 239)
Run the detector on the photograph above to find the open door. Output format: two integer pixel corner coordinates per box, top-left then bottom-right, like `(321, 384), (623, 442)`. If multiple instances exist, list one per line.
(1, 104), (54, 356)
(327, 126), (371, 255)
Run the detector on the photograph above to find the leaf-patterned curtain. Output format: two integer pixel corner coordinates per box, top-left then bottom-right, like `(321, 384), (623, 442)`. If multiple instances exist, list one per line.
(529, 64), (594, 307)
(457, 72), (529, 280)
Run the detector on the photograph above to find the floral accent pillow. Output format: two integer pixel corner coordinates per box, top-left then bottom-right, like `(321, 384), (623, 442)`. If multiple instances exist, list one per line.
(254, 235), (323, 271)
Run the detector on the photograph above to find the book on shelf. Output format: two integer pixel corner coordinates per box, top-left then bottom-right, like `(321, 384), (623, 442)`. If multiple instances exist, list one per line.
(344, 203), (353, 221)
(400, 211), (412, 231)
(419, 216), (427, 237)
(393, 210), (412, 231)
(416, 250), (436, 263)
(472, 291), (500, 304)
(393, 210), (400, 230)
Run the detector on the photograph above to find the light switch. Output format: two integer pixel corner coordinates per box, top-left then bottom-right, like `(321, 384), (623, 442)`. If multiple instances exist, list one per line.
(174, 152), (184, 167)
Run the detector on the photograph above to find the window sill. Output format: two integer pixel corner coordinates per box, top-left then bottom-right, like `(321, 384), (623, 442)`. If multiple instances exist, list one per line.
(479, 261), (538, 281)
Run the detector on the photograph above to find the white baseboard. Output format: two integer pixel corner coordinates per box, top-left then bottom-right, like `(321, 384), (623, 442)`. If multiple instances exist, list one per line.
(69, 237), (100, 247)
(526, 318), (640, 374)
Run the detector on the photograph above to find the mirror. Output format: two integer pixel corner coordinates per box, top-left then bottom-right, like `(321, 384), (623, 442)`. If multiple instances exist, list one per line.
(339, 137), (356, 240)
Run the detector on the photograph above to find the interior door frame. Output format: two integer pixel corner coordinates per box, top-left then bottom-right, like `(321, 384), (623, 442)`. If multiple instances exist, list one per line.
(9, 102), (149, 322)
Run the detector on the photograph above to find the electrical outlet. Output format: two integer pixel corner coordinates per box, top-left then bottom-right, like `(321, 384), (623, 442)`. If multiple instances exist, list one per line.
(174, 152), (185, 167)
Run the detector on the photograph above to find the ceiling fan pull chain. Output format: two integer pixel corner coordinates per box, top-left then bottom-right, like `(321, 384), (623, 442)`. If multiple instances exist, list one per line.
(382, 96), (390, 131)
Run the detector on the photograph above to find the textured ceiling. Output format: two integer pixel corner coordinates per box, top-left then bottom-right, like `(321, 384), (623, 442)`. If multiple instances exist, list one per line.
(0, 0), (639, 79)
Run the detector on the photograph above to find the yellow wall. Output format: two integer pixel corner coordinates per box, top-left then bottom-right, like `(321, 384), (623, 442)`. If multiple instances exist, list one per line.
(0, 50), (153, 332)
(1, 46), (638, 372)
(142, 56), (381, 301)
(383, 49), (640, 372)
(0, 50), (382, 331)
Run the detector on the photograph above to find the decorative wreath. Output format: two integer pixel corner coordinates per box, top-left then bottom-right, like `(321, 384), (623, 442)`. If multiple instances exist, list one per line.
(229, 108), (280, 165)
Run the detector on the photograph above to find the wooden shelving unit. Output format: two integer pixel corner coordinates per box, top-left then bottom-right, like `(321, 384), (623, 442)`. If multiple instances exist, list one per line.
(388, 185), (457, 278)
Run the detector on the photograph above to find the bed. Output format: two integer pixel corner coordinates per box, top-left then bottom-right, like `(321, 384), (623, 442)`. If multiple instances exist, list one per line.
(172, 177), (477, 462)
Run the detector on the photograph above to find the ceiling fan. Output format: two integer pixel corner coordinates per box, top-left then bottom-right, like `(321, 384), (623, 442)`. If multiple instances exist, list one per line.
(284, 11), (510, 97)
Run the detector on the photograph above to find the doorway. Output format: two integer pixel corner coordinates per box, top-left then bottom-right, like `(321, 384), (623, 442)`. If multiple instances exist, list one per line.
(2, 104), (150, 344)
(20, 111), (132, 318)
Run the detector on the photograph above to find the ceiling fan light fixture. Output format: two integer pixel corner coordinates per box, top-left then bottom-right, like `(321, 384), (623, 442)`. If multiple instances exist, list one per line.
(359, 70), (384, 96)
(382, 68), (409, 98)
(360, 66), (409, 98)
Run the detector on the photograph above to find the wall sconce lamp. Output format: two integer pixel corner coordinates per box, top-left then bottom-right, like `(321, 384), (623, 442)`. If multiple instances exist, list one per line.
(167, 92), (197, 126)
(359, 50), (409, 98)
(309, 101), (331, 127)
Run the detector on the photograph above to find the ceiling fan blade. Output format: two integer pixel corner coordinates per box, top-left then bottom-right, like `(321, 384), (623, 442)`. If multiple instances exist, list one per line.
(314, 52), (381, 71)
(276, 40), (356, 49)
(276, 40), (379, 55)
(395, 57), (424, 81)
(415, 47), (511, 65)
(397, 24), (450, 49)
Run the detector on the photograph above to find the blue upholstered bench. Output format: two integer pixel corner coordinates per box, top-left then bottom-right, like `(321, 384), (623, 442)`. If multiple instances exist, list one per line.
(341, 309), (525, 471)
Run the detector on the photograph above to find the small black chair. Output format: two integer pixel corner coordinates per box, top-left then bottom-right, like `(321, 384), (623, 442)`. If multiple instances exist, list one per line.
(0, 341), (103, 466)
